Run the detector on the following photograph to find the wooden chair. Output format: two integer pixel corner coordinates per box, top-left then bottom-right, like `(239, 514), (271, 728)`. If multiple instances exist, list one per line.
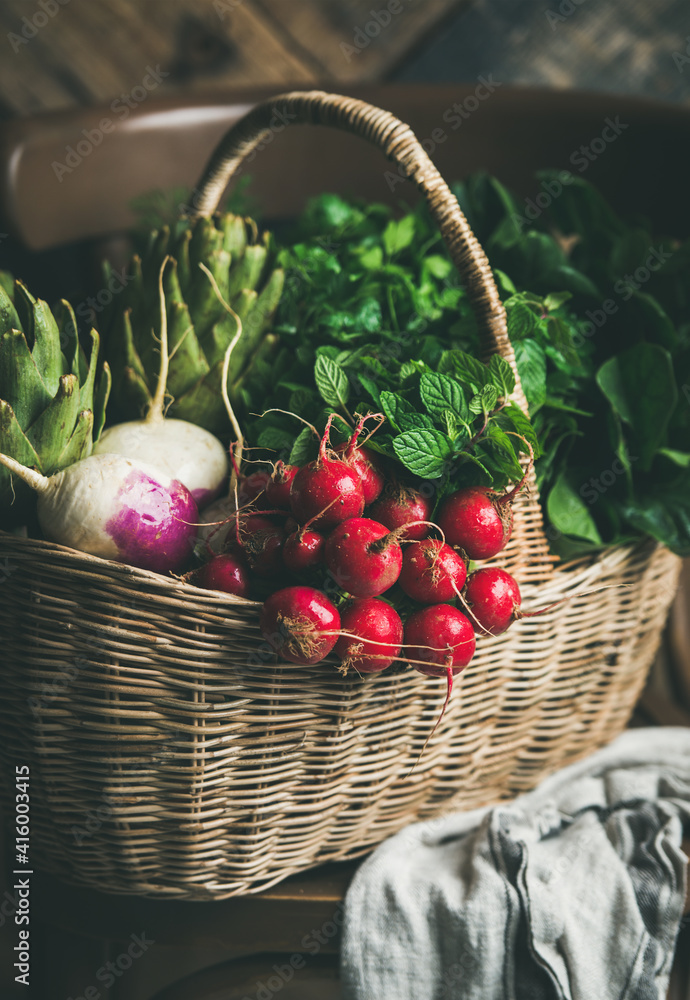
(1, 84), (689, 999)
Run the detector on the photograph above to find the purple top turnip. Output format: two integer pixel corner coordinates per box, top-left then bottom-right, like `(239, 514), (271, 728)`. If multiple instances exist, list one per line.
(0, 451), (197, 574)
(94, 258), (228, 508)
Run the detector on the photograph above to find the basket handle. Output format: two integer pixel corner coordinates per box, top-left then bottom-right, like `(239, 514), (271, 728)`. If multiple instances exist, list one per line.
(190, 90), (555, 578)
(189, 89), (529, 414)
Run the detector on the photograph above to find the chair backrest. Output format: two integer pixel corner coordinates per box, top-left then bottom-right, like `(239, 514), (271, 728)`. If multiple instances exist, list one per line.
(2, 85), (689, 251)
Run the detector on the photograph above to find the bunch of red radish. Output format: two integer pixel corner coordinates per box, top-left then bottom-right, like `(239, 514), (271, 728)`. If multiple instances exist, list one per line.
(192, 415), (532, 717)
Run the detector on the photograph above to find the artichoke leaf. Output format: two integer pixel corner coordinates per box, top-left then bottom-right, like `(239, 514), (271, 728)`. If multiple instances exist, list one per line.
(52, 299), (80, 377)
(221, 214), (248, 257)
(0, 281), (21, 334)
(31, 298), (64, 395)
(0, 329), (52, 427)
(0, 399), (41, 507)
(25, 373), (80, 474)
(56, 408), (94, 467)
(227, 244), (267, 301)
(93, 362), (111, 441)
(78, 329), (101, 411)
(13, 282), (36, 347)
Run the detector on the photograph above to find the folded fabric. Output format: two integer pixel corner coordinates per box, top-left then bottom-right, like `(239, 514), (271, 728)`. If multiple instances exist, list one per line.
(340, 727), (690, 1000)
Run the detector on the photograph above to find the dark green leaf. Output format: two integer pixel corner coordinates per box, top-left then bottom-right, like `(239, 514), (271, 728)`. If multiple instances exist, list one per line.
(289, 426), (315, 465)
(314, 355), (350, 409)
(419, 372), (467, 420)
(547, 473), (603, 544)
(514, 340), (547, 413)
(596, 343), (677, 470)
(392, 428), (453, 478)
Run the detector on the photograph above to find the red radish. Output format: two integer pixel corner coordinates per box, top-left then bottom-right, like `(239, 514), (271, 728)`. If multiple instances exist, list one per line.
(324, 517), (402, 597)
(236, 515), (286, 576)
(0, 451), (197, 573)
(334, 597), (403, 673)
(238, 470), (271, 508)
(334, 442), (385, 505)
(404, 604), (476, 674)
(260, 586), (340, 664)
(368, 486), (433, 541)
(283, 528), (325, 572)
(404, 604), (476, 760)
(464, 567), (521, 635)
(94, 259), (227, 509)
(290, 423), (365, 529)
(398, 539), (467, 604)
(436, 486), (513, 560)
(265, 461), (298, 509)
(191, 552), (250, 598)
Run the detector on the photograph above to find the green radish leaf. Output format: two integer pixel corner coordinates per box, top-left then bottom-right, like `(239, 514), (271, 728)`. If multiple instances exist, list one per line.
(392, 428), (453, 478)
(314, 355), (350, 409)
(547, 472), (602, 544)
(596, 343), (676, 471)
(289, 426), (315, 465)
(419, 371), (467, 420)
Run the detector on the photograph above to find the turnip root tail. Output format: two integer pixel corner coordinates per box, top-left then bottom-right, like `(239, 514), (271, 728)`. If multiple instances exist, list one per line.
(146, 256), (173, 424)
(0, 453), (50, 494)
(199, 262), (245, 491)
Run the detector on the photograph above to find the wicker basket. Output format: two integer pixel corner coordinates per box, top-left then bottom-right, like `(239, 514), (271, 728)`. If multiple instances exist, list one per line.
(0, 92), (681, 900)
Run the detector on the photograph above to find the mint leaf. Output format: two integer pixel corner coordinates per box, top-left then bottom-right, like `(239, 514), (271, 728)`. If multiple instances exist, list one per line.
(380, 391), (416, 433)
(469, 384), (498, 415)
(488, 354), (516, 397)
(506, 298), (538, 340)
(289, 426), (315, 465)
(314, 355), (350, 409)
(514, 339), (547, 413)
(392, 428), (453, 478)
(419, 371), (467, 420)
(439, 350), (493, 392)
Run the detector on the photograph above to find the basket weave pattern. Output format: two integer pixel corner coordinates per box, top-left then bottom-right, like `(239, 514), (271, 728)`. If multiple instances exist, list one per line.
(0, 535), (679, 898)
(0, 92), (681, 899)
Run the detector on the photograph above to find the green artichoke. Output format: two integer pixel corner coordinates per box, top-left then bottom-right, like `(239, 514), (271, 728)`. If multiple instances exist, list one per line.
(0, 272), (111, 514)
(104, 213), (284, 435)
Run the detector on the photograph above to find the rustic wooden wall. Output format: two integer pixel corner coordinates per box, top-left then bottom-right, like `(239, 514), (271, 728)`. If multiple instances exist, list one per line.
(0, 0), (466, 118)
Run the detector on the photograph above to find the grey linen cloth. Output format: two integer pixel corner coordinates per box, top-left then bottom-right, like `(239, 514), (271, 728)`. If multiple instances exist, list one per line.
(340, 728), (690, 1000)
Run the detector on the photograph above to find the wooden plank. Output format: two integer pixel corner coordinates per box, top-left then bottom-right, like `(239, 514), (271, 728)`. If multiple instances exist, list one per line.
(257, 0), (466, 82)
(0, 0), (317, 117)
